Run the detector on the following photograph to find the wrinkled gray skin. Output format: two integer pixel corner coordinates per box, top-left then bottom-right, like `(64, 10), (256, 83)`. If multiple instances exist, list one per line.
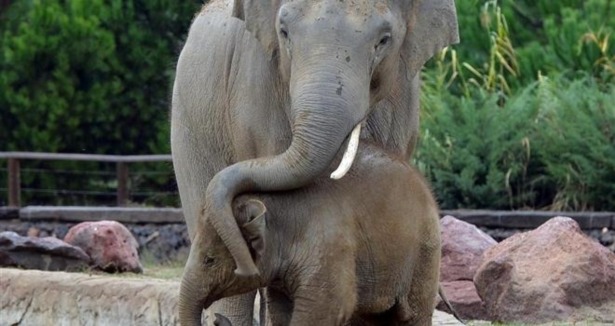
(171, 0), (457, 324)
(180, 144), (442, 325)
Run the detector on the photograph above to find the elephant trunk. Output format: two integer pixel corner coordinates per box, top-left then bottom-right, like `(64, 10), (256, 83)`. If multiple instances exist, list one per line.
(178, 269), (208, 325)
(178, 236), (216, 326)
(207, 62), (368, 277)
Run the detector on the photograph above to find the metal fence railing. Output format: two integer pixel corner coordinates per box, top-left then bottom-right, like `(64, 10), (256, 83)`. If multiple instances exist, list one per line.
(0, 152), (175, 207)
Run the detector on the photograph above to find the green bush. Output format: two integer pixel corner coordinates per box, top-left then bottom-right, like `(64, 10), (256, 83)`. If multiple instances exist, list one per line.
(531, 76), (615, 211)
(0, 0), (200, 154)
(452, 0), (615, 87)
(417, 74), (615, 211)
(0, 0), (200, 206)
(417, 0), (614, 211)
(416, 86), (539, 209)
(513, 0), (614, 83)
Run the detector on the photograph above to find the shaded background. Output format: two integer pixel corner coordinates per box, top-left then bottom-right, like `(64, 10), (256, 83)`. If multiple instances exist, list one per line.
(0, 0), (613, 210)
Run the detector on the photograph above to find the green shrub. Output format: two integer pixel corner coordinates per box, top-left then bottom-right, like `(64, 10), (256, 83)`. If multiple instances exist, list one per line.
(417, 74), (615, 211)
(531, 76), (615, 211)
(0, 0), (200, 154)
(416, 88), (538, 209)
(0, 0), (200, 206)
(451, 0), (615, 88)
(511, 0), (614, 83)
(417, 0), (614, 211)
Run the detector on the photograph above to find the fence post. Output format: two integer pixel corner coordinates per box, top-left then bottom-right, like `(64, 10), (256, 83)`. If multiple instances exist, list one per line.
(8, 158), (21, 207)
(116, 162), (129, 206)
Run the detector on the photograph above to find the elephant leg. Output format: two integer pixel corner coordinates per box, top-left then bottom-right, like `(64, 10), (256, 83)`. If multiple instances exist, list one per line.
(289, 284), (357, 326)
(264, 288), (292, 326)
(172, 117), (257, 325)
(171, 111), (226, 240)
(398, 243), (440, 326)
(289, 255), (357, 326)
(208, 292), (257, 326)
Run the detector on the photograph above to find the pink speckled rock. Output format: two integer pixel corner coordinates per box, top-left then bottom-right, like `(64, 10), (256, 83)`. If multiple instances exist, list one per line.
(64, 221), (142, 273)
(440, 215), (497, 282)
(474, 216), (615, 323)
(437, 281), (489, 321)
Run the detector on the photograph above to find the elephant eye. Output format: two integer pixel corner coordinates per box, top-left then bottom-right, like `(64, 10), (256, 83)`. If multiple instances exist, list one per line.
(280, 28), (289, 39)
(204, 256), (215, 267)
(376, 34), (391, 50)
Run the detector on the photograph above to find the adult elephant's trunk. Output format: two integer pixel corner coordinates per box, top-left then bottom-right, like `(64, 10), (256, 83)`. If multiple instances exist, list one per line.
(207, 60), (368, 277)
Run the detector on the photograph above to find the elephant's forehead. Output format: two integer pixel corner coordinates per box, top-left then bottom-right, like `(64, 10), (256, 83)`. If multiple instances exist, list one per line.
(287, 0), (390, 16)
(287, 0), (393, 30)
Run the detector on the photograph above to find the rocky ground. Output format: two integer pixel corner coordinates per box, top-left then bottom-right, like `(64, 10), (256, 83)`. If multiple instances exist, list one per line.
(1, 220), (612, 265)
(0, 220), (190, 263)
(439, 216), (615, 323)
(2, 216), (614, 324)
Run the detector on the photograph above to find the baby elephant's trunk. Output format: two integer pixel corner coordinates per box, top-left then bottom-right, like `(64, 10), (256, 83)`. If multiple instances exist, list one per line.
(179, 242), (213, 326)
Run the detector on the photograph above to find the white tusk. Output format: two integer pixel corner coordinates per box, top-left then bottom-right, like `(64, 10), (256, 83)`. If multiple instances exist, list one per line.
(330, 123), (362, 180)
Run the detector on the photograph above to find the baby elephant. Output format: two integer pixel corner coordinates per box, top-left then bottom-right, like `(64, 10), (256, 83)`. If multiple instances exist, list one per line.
(179, 145), (442, 325)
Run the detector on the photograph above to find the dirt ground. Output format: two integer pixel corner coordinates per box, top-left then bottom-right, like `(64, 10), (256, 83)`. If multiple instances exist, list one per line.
(0, 268), (464, 326)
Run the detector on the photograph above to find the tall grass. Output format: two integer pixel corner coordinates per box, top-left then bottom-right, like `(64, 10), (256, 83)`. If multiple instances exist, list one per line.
(417, 75), (615, 211)
(417, 0), (615, 211)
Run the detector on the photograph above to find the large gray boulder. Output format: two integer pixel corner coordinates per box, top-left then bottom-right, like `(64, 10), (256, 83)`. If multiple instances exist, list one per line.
(474, 216), (615, 323)
(0, 231), (89, 271)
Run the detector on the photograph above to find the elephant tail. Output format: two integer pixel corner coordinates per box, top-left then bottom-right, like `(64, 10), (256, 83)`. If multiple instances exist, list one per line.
(438, 284), (465, 324)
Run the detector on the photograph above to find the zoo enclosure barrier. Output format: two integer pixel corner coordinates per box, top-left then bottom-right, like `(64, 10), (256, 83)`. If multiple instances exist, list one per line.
(0, 152), (174, 207)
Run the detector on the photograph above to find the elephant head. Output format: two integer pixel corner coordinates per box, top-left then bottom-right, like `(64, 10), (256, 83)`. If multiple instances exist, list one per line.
(179, 199), (267, 325)
(202, 0), (459, 280)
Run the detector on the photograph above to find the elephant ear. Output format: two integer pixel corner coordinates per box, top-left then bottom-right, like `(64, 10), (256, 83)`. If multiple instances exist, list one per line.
(403, 0), (459, 79)
(238, 199), (267, 260)
(233, 0), (281, 57)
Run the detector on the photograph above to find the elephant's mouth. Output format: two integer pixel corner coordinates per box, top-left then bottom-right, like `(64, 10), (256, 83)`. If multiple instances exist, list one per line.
(330, 122), (362, 180)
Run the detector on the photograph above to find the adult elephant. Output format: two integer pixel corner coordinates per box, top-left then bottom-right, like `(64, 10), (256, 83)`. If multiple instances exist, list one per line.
(171, 0), (458, 324)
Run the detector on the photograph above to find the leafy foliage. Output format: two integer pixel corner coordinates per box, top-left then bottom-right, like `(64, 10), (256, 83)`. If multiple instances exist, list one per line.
(504, 0), (614, 82)
(453, 0), (615, 85)
(0, 0), (200, 206)
(417, 86), (537, 209)
(418, 0), (615, 211)
(418, 75), (615, 211)
(0, 0), (201, 154)
(531, 76), (615, 211)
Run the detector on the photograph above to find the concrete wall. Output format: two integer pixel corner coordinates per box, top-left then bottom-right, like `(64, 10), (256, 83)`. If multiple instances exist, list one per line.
(1, 268), (184, 326)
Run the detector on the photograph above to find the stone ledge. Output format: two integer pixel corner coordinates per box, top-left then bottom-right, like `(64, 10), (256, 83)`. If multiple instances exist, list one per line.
(2, 206), (613, 229)
(441, 210), (614, 229)
(18, 206), (184, 224)
(0, 207), (19, 220)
